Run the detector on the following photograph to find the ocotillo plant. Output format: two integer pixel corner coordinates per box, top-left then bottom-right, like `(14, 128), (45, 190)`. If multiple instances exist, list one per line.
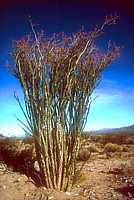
(11, 15), (120, 191)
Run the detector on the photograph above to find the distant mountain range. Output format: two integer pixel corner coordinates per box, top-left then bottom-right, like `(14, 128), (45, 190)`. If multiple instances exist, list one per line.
(0, 133), (6, 139)
(88, 124), (134, 135)
(1, 124), (134, 138)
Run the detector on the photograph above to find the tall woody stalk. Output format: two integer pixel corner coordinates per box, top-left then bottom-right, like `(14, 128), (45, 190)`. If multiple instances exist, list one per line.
(11, 15), (120, 191)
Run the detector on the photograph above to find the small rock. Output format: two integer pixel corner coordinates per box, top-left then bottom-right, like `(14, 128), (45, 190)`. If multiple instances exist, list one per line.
(84, 189), (88, 196)
(34, 161), (40, 172)
(25, 193), (29, 197)
(48, 196), (53, 200)
(42, 186), (47, 190)
(72, 192), (79, 197)
(89, 168), (94, 172)
(22, 174), (28, 180)
(128, 192), (133, 198)
(17, 177), (21, 182)
(3, 185), (6, 190)
(65, 191), (71, 196)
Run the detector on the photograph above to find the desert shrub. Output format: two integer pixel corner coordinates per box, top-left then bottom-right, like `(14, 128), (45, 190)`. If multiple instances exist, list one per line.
(109, 160), (134, 175)
(87, 143), (99, 153)
(0, 138), (21, 160)
(0, 137), (22, 147)
(23, 136), (34, 145)
(77, 149), (91, 161)
(96, 133), (134, 145)
(90, 135), (102, 143)
(73, 171), (87, 185)
(0, 148), (3, 161)
(126, 137), (134, 145)
(122, 146), (130, 152)
(0, 138), (35, 172)
(104, 143), (123, 153)
(81, 133), (91, 140)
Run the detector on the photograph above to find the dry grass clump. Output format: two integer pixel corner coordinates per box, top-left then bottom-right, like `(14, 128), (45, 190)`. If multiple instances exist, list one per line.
(109, 160), (134, 175)
(95, 133), (134, 145)
(0, 138), (35, 173)
(104, 143), (123, 153)
(119, 160), (134, 174)
(23, 136), (34, 145)
(122, 145), (130, 152)
(125, 137), (134, 144)
(77, 149), (91, 162)
(73, 170), (87, 185)
(104, 143), (123, 158)
(87, 143), (99, 153)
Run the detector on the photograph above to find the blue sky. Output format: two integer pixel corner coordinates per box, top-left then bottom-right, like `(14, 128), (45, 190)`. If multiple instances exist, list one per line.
(0, 1), (134, 136)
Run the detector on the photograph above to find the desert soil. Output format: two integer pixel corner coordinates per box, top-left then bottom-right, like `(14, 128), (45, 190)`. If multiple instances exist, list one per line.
(0, 151), (134, 200)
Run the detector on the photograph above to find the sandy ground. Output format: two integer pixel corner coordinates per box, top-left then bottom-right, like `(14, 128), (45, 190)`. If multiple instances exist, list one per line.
(0, 151), (134, 200)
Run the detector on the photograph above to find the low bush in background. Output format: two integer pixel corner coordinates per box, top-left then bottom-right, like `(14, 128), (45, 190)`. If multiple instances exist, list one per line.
(87, 143), (99, 153)
(0, 138), (35, 172)
(77, 149), (91, 162)
(92, 133), (134, 145)
(104, 143), (123, 153)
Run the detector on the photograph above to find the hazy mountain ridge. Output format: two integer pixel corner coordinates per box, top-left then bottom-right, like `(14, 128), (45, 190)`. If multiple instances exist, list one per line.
(85, 124), (134, 135)
(0, 133), (6, 138)
(1, 124), (134, 138)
